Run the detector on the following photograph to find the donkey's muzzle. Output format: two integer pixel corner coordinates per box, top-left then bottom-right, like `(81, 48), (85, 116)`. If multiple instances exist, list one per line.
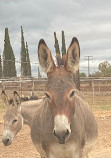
(53, 129), (70, 144)
(2, 137), (11, 146)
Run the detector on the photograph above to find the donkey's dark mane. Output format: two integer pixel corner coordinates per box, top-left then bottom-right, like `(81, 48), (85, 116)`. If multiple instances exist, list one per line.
(56, 53), (66, 67)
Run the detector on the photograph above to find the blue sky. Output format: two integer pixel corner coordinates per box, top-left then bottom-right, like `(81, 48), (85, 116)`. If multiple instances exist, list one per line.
(0, 0), (111, 76)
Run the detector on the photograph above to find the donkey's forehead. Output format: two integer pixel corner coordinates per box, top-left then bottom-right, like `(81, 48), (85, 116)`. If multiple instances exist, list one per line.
(48, 66), (72, 77)
(47, 67), (75, 90)
(4, 108), (19, 120)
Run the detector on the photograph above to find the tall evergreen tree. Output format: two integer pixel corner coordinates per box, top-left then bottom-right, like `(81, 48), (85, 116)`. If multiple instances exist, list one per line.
(26, 42), (31, 76)
(10, 45), (16, 77)
(0, 55), (2, 78)
(38, 67), (42, 78)
(21, 26), (27, 76)
(54, 32), (60, 54)
(3, 28), (10, 77)
(61, 30), (66, 57)
(3, 28), (16, 77)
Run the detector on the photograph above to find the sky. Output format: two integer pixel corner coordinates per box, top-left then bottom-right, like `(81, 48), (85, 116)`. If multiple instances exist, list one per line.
(0, 0), (111, 76)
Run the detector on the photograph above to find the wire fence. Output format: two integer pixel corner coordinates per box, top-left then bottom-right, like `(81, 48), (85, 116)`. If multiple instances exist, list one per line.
(0, 77), (111, 110)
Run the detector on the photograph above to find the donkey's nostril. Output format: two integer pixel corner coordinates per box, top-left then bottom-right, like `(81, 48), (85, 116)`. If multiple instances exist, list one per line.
(6, 138), (9, 143)
(2, 138), (10, 146)
(53, 129), (57, 137)
(53, 128), (70, 144)
(66, 129), (69, 136)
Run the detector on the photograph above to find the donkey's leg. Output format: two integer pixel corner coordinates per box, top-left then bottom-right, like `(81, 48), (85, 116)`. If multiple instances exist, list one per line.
(72, 150), (82, 158)
(45, 152), (55, 158)
(35, 143), (46, 158)
(83, 153), (91, 158)
(86, 153), (91, 158)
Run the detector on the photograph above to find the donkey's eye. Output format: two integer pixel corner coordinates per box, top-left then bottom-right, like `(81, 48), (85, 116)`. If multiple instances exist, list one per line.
(70, 91), (75, 98)
(12, 119), (17, 124)
(45, 93), (50, 99)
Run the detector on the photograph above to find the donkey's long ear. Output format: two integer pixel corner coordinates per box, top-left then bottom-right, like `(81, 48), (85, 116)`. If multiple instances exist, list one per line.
(65, 37), (80, 74)
(13, 91), (21, 109)
(1, 91), (9, 107)
(38, 39), (55, 74)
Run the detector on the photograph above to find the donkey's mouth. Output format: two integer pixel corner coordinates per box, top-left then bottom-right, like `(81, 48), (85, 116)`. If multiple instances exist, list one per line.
(59, 139), (65, 144)
(53, 128), (71, 144)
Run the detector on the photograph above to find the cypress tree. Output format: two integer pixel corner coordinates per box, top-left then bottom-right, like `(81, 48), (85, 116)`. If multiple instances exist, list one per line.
(0, 55), (2, 78)
(26, 42), (31, 76)
(21, 26), (27, 76)
(3, 28), (10, 77)
(61, 30), (66, 57)
(54, 32), (60, 54)
(3, 28), (16, 78)
(10, 45), (16, 77)
(38, 67), (42, 78)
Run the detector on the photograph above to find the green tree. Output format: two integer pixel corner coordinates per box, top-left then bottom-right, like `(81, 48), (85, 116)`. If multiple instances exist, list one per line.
(90, 61), (111, 77)
(61, 30), (66, 57)
(10, 46), (16, 77)
(3, 28), (16, 77)
(26, 42), (31, 76)
(98, 61), (110, 76)
(38, 67), (42, 78)
(0, 55), (2, 78)
(54, 32), (60, 54)
(91, 71), (101, 77)
(21, 26), (27, 76)
(80, 72), (86, 77)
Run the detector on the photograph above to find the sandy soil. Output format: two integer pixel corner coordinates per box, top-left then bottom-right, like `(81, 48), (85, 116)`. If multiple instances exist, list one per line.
(0, 111), (111, 158)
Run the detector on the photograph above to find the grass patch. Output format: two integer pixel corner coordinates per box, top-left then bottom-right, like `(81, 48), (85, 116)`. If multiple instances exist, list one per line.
(86, 95), (111, 110)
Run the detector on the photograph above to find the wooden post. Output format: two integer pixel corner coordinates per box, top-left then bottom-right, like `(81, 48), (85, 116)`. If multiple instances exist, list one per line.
(92, 80), (95, 105)
(32, 80), (35, 97)
(20, 82), (22, 97)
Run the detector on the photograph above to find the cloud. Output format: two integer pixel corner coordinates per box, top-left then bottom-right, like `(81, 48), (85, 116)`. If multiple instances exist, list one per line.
(0, 0), (111, 76)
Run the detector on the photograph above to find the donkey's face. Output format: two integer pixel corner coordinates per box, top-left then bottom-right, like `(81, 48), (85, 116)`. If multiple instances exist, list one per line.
(38, 37), (80, 144)
(1, 91), (23, 146)
(46, 67), (76, 122)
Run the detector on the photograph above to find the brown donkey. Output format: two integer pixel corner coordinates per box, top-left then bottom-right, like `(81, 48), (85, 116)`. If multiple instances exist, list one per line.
(31, 37), (98, 158)
(1, 91), (42, 146)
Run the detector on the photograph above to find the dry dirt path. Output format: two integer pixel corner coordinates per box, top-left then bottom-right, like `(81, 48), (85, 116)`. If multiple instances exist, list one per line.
(0, 111), (111, 158)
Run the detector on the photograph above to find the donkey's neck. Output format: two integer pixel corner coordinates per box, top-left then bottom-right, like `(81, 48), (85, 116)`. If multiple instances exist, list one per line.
(21, 99), (43, 127)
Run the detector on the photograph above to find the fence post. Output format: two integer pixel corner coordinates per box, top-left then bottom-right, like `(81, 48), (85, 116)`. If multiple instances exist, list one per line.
(1, 81), (4, 90)
(92, 80), (95, 105)
(98, 81), (101, 92)
(32, 80), (35, 97)
(20, 81), (22, 97)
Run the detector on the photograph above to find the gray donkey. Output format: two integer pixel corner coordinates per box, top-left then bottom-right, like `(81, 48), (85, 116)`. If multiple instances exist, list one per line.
(1, 91), (42, 146)
(30, 37), (98, 158)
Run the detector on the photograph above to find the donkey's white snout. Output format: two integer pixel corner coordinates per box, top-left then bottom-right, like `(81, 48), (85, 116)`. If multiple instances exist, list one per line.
(2, 130), (14, 146)
(53, 115), (71, 143)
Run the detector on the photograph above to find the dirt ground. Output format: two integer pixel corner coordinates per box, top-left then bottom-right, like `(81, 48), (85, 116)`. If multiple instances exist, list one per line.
(0, 111), (111, 158)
